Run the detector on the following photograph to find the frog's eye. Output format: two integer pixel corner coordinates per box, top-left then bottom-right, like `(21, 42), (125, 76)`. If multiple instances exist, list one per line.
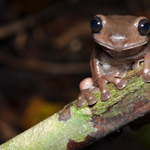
(90, 16), (103, 33)
(138, 19), (150, 36)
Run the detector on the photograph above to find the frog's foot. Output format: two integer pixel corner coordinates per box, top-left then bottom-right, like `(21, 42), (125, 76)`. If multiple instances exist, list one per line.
(142, 52), (150, 82)
(103, 74), (127, 89)
(77, 77), (97, 106)
(97, 74), (127, 101)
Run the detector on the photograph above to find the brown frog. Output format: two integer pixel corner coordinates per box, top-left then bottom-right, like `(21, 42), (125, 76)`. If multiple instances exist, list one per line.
(77, 14), (150, 107)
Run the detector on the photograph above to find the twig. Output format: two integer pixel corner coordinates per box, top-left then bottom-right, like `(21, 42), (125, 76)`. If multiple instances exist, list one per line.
(0, 16), (36, 40)
(0, 0), (81, 40)
(0, 51), (90, 74)
(52, 21), (90, 48)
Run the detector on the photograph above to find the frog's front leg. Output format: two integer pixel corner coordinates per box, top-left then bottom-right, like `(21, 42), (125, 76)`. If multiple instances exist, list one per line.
(77, 57), (103, 106)
(142, 51), (150, 82)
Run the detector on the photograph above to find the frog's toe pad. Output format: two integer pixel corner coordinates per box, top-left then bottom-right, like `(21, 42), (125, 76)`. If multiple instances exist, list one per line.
(116, 79), (127, 89)
(142, 71), (150, 82)
(87, 95), (97, 105)
(82, 89), (97, 106)
(77, 93), (86, 107)
(101, 91), (111, 101)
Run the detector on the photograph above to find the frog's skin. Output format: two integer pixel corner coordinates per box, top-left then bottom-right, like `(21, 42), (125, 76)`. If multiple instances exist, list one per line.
(77, 14), (150, 107)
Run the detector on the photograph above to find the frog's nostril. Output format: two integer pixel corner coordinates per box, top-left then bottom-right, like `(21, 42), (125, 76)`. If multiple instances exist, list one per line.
(110, 34), (127, 43)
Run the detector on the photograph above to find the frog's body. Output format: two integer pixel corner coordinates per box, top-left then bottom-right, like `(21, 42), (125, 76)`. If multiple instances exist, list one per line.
(77, 14), (150, 107)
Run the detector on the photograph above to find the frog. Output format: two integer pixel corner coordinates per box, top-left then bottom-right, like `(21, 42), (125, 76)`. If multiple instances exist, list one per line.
(77, 14), (150, 107)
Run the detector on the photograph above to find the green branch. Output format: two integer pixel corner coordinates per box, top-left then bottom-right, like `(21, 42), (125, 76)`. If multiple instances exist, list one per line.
(0, 64), (150, 150)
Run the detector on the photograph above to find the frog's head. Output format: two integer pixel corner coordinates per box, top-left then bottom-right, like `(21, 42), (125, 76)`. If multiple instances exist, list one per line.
(91, 14), (150, 51)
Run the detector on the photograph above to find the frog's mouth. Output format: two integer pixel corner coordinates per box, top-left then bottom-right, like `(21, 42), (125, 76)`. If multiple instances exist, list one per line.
(96, 40), (148, 51)
(95, 41), (149, 58)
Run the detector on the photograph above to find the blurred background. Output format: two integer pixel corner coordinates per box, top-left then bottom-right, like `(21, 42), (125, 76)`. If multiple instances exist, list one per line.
(0, 0), (150, 149)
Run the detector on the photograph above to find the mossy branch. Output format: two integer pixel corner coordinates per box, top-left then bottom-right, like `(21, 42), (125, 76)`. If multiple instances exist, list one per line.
(0, 63), (150, 150)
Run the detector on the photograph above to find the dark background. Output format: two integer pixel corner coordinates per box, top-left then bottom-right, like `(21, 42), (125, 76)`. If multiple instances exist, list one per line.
(0, 0), (150, 149)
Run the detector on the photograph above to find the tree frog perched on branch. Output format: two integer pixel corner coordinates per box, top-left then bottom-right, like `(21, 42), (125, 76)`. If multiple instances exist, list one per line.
(77, 14), (150, 107)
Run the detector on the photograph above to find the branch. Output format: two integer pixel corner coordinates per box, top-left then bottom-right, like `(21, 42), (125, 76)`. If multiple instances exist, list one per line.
(0, 64), (150, 150)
